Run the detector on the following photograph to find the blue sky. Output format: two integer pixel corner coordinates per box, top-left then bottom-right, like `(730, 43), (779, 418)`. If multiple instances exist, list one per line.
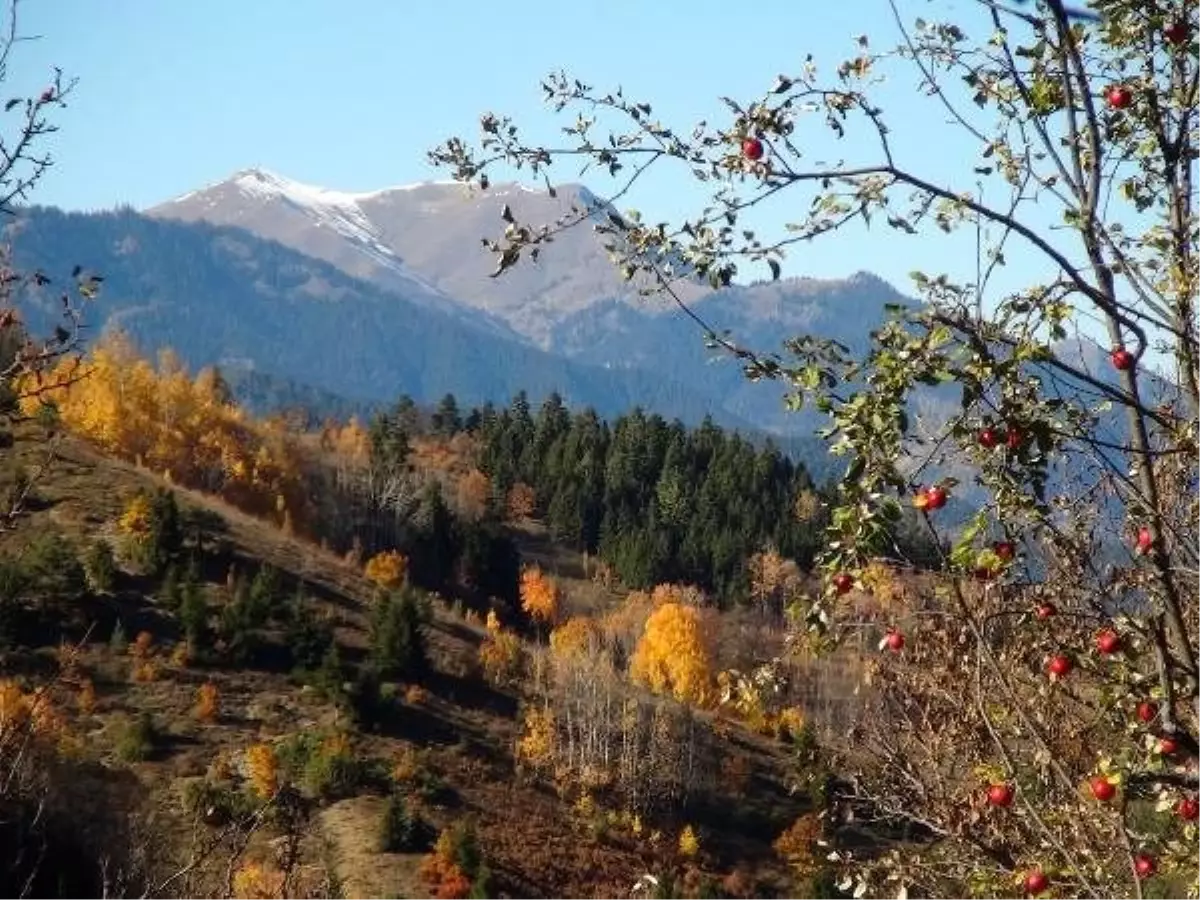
(18, 0), (1073, 305)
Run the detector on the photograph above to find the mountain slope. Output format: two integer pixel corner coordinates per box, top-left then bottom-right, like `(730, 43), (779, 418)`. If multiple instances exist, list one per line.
(6, 206), (758, 431)
(148, 169), (522, 340)
(550, 271), (916, 433)
(148, 169), (705, 346)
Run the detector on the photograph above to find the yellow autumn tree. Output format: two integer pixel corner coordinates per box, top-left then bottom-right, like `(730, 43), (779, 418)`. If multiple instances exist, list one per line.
(332, 416), (370, 465)
(519, 566), (560, 626)
(549, 616), (601, 659)
(479, 626), (523, 686)
(27, 331), (311, 534)
(118, 493), (153, 539)
(747, 547), (803, 616)
(245, 743), (279, 798)
(679, 824), (700, 858)
(364, 550), (408, 590)
(516, 706), (555, 769)
(629, 602), (716, 707)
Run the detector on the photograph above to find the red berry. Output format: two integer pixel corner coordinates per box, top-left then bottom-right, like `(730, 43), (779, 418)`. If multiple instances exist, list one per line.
(1160, 736), (1180, 756)
(1164, 20), (1191, 46)
(1133, 854), (1156, 879)
(1137, 701), (1159, 723)
(1035, 603), (1057, 620)
(1090, 775), (1117, 802)
(1048, 654), (1072, 677)
(1023, 870), (1049, 896)
(978, 427), (1000, 449)
(1096, 629), (1122, 655)
(741, 137), (764, 161)
(1106, 85), (1133, 110)
(885, 630), (905, 652)
(925, 485), (948, 510)
(1176, 796), (1199, 821)
(1135, 526), (1153, 555)
(832, 573), (854, 595)
(1111, 347), (1135, 371)
(986, 782), (1014, 807)
(993, 541), (1015, 562)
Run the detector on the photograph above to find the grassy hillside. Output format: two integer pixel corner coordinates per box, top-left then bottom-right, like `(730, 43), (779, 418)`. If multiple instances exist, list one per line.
(0, 422), (820, 899)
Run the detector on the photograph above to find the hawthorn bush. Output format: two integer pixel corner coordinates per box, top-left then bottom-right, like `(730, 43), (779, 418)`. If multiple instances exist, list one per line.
(431, 0), (1199, 896)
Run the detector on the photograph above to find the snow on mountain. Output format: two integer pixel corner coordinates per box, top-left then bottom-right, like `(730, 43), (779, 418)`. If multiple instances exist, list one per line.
(149, 168), (524, 340)
(223, 168), (439, 291)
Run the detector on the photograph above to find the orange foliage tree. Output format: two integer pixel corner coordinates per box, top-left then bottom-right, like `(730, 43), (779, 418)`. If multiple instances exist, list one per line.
(629, 601), (716, 707)
(364, 550), (408, 590)
(519, 565), (561, 627)
(195, 682), (219, 723)
(505, 482), (536, 521)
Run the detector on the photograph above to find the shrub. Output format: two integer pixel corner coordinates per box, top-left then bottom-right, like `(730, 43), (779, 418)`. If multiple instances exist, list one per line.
(343, 667), (388, 731)
(277, 730), (369, 801)
(83, 540), (117, 594)
(378, 792), (428, 853)
(284, 598), (335, 672)
(114, 712), (157, 762)
(440, 818), (484, 885)
(121, 489), (182, 575)
(184, 779), (255, 826)
(247, 564), (282, 624)
(22, 530), (86, 600)
(195, 682), (218, 723)
(108, 619), (127, 654)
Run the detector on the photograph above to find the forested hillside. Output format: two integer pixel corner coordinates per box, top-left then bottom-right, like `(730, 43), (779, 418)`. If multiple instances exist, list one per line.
(0, 328), (849, 898)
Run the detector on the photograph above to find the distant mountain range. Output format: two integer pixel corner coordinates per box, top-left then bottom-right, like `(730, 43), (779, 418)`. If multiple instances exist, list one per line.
(8, 167), (1161, 491)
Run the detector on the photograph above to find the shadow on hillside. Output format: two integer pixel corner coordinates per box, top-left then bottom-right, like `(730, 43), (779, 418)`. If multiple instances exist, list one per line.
(509, 525), (587, 581)
(423, 668), (518, 720)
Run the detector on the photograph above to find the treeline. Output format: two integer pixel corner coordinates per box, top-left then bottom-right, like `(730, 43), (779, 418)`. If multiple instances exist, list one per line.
(364, 390), (942, 604)
(365, 391), (823, 604)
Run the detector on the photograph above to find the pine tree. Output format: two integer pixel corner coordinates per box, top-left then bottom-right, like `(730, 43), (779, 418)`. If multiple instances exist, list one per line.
(370, 587), (428, 680)
(179, 570), (209, 652)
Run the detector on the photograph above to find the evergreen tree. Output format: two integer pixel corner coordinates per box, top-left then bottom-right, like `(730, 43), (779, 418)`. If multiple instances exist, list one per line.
(159, 564), (182, 612)
(179, 569), (209, 651)
(369, 587), (428, 680)
(431, 393), (462, 437)
(285, 597), (334, 673)
(409, 482), (459, 589)
(146, 488), (183, 575)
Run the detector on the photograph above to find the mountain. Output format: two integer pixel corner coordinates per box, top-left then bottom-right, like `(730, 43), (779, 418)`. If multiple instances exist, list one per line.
(143, 168), (931, 436)
(549, 271), (916, 433)
(145, 168), (522, 341)
(5, 206), (763, 433)
(148, 168), (707, 346)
